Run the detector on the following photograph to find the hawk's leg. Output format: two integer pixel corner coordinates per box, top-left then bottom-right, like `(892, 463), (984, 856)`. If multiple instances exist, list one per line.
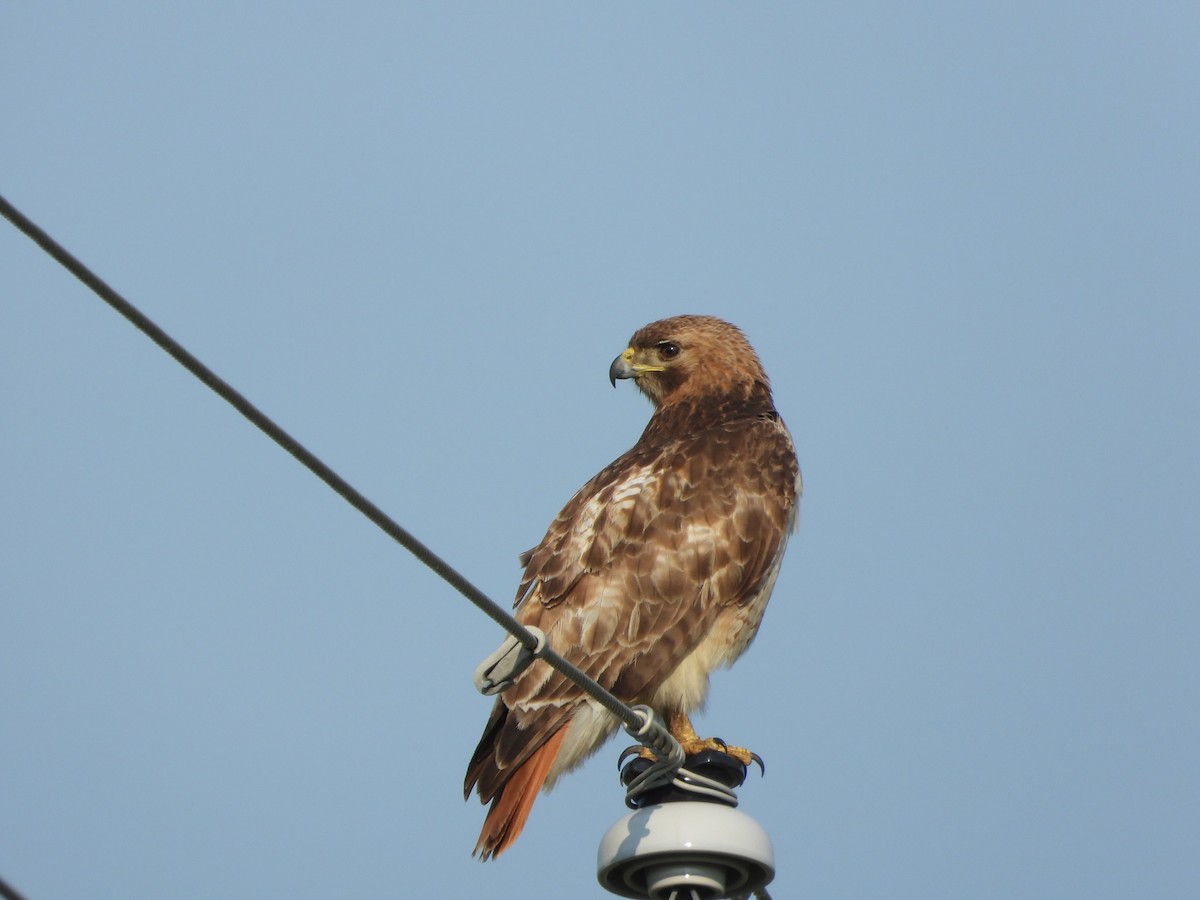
(668, 711), (760, 769)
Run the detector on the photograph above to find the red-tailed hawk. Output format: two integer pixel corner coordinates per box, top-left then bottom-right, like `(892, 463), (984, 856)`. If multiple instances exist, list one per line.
(464, 315), (801, 859)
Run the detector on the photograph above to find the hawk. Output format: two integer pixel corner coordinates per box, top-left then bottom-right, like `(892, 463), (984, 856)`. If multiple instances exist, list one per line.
(464, 315), (801, 859)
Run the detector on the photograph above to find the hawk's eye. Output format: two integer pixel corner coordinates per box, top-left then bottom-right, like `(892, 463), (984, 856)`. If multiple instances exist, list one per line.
(657, 341), (680, 360)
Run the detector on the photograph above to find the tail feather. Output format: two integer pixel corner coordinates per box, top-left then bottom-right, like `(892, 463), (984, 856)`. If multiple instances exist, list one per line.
(473, 725), (568, 860)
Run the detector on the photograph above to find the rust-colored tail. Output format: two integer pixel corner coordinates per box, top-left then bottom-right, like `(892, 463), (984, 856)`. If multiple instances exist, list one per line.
(473, 726), (568, 860)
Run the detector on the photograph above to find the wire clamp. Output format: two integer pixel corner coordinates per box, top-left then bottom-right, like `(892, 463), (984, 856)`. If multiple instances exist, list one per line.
(473, 626), (548, 696)
(617, 706), (687, 806)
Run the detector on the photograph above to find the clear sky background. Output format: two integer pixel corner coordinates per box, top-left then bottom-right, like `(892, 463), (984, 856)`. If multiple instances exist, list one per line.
(3, 4), (1198, 898)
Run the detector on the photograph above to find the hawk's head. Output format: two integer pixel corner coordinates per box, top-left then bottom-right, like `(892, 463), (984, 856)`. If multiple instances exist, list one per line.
(609, 314), (771, 408)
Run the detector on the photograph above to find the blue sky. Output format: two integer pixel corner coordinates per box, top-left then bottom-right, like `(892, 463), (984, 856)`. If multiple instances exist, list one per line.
(3, 3), (1198, 898)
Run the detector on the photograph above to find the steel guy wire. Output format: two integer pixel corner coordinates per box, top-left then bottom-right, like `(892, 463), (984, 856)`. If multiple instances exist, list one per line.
(0, 191), (684, 776)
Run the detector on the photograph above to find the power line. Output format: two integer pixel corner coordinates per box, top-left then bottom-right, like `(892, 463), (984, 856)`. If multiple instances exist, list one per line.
(0, 193), (522, 649)
(0, 192), (674, 745)
(0, 874), (31, 900)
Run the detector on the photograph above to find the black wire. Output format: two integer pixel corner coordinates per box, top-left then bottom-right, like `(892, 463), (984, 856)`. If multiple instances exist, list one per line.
(0, 191), (537, 652)
(0, 875), (30, 900)
(1, 192), (651, 734)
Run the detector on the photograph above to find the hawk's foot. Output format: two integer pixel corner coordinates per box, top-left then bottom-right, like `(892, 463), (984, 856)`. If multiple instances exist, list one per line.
(668, 711), (765, 773)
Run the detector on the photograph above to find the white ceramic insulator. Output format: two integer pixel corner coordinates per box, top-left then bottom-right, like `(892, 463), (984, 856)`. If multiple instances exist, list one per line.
(596, 801), (774, 899)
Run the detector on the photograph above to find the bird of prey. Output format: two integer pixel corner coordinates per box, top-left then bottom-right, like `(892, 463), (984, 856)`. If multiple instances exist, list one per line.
(464, 314), (801, 859)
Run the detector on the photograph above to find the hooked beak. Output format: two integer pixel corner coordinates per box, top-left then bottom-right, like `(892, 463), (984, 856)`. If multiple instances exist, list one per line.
(609, 349), (637, 387)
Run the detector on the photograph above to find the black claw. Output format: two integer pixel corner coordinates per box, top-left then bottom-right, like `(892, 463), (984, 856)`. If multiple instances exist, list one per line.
(617, 745), (639, 767)
(618, 744), (650, 768)
(749, 751), (766, 776)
